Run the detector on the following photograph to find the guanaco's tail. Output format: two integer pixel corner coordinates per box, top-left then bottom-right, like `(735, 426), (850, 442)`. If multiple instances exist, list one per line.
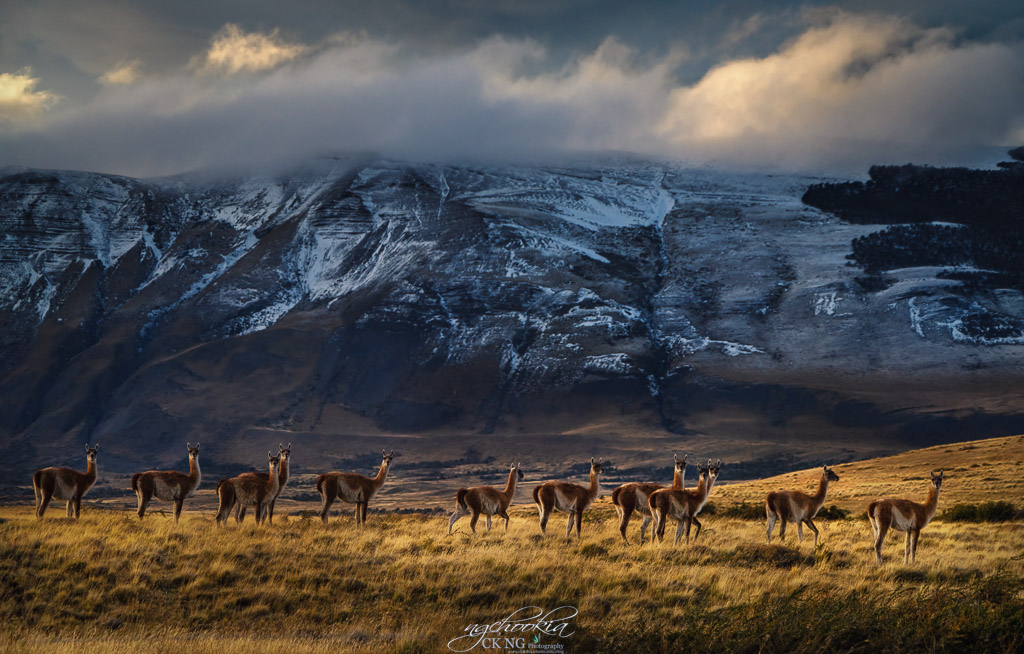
(532, 484), (541, 505)
(610, 486), (622, 507)
(456, 488), (469, 511)
(130, 472), (142, 492)
(316, 474), (325, 494)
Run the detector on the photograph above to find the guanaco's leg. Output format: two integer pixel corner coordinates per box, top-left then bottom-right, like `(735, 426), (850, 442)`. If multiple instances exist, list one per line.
(691, 516), (703, 543)
(639, 514), (652, 544)
(805, 519), (819, 547)
(319, 488), (334, 525)
(173, 498), (184, 523)
(910, 529), (920, 564)
(73, 496), (82, 519)
(469, 511), (479, 533)
(618, 503), (634, 542)
(873, 517), (890, 565)
(485, 515), (492, 531)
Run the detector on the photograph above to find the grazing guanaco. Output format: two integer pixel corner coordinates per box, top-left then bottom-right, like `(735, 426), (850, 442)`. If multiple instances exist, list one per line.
(33, 444), (100, 519)
(649, 459), (721, 546)
(611, 453), (687, 544)
(215, 452), (281, 526)
(317, 450), (394, 525)
(765, 465), (839, 547)
(868, 470), (944, 565)
(533, 457), (604, 540)
(236, 443), (291, 524)
(448, 462), (523, 534)
(131, 442), (202, 522)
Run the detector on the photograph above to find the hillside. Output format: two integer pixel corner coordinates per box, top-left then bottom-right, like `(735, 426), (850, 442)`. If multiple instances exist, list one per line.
(709, 434), (1024, 513)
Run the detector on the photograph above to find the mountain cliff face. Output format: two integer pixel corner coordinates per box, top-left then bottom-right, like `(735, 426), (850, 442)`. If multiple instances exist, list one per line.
(2, 155), (1023, 480)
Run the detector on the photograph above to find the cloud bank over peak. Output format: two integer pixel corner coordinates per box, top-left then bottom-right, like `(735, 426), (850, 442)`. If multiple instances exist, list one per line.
(1, 13), (1022, 177)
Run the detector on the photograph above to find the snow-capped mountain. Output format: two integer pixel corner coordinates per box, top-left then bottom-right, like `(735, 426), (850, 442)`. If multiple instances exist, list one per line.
(2, 155), (1023, 477)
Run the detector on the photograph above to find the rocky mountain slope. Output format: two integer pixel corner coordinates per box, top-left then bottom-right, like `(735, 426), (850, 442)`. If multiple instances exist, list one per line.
(2, 154), (1023, 484)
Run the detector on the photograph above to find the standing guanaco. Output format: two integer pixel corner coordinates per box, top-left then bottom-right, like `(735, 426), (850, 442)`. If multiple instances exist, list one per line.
(533, 457), (604, 540)
(33, 444), (100, 519)
(765, 465), (840, 547)
(448, 462), (523, 534)
(131, 442), (202, 522)
(868, 470), (944, 564)
(317, 450), (394, 525)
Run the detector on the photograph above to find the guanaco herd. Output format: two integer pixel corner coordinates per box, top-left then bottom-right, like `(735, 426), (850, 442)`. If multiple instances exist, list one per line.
(32, 444), (949, 564)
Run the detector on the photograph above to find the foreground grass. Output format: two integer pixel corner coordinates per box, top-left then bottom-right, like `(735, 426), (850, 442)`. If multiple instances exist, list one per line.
(1, 504), (1022, 654)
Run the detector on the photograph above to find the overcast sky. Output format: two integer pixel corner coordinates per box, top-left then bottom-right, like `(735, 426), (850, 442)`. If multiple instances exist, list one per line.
(1, 0), (1022, 176)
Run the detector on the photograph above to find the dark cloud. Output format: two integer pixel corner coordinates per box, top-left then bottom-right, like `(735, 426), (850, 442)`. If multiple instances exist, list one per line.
(1, 4), (1022, 175)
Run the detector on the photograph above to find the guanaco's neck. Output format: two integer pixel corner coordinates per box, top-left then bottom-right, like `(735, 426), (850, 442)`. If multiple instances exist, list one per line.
(278, 457), (289, 486)
(588, 469), (600, 500)
(85, 458), (97, 484)
(188, 456), (201, 484)
(267, 464), (280, 494)
(671, 466), (684, 490)
(502, 468), (518, 499)
(923, 485), (940, 521)
(373, 461), (390, 490)
(811, 472), (830, 509)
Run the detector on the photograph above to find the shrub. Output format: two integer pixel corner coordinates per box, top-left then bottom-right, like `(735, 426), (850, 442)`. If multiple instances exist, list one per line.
(942, 501), (1019, 522)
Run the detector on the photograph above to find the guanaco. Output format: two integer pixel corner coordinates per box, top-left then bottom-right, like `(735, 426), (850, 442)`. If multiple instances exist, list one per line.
(533, 457), (604, 540)
(868, 470), (944, 564)
(317, 450), (394, 525)
(765, 465), (839, 547)
(33, 444), (99, 519)
(448, 462), (523, 534)
(131, 442), (202, 522)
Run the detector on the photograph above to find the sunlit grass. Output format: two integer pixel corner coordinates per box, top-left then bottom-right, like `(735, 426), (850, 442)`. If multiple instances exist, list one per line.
(1, 501), (1022, 653)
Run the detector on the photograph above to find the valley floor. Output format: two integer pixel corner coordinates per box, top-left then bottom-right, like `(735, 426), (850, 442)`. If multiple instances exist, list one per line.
(1, 503), (1022, 653)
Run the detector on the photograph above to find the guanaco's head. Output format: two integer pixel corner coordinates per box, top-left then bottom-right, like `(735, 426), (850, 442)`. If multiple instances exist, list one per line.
(268, 451), (281, 472)
(381, 449), (395, 467)
(84, 443), (99, 462)
(512, 461), (524, 481)
(930, 469), (944, 491)
(707, 459), (722, 484)
(187, 442), (200, 460)
(673, 453), (687, 473)
(279, 442), (291, 461)
(823, 465), (839, 482)
(590, 457), (604, 475)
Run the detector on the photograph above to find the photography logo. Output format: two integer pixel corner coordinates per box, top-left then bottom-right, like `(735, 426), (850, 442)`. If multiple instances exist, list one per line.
(447, 605), (577, 652)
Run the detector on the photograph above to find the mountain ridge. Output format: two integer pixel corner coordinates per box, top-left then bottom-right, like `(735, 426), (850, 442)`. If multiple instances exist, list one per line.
(2, 154), (1023, 480)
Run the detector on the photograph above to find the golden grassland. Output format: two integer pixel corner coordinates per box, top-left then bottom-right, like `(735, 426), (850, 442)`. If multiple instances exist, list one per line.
(1, 436), (1023, 654)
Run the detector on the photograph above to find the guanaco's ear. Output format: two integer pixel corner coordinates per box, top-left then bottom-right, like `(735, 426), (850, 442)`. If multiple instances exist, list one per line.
(196, 442), (200, 450)
(268, 451), (274, 459)
(591, 456), (595, 465)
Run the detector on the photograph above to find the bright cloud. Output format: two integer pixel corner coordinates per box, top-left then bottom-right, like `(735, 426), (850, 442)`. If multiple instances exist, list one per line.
(660, 13), (1024, 157)
(99, 60), (143, 86)
(2, 13), (1022, 175)
(198, 24), (309, 75)
(0, 69), (58, 123)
